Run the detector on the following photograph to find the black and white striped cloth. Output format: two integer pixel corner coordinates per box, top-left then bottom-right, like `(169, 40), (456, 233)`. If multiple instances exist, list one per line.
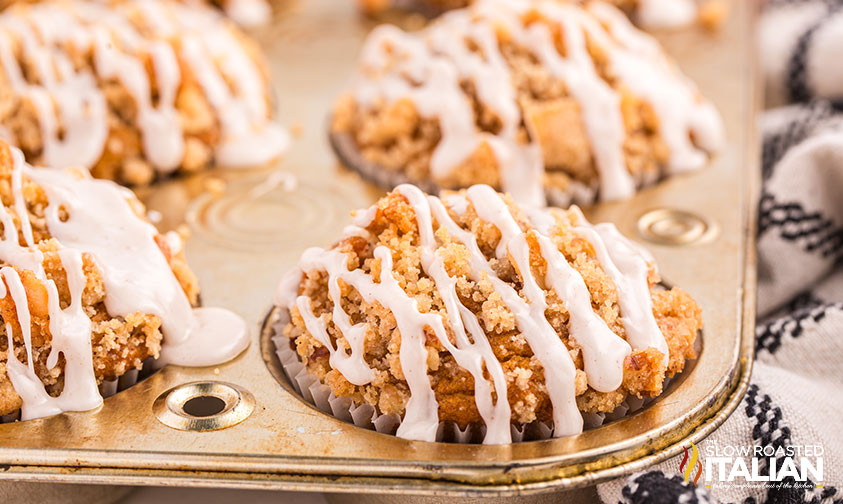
(598, 1), (843, 502)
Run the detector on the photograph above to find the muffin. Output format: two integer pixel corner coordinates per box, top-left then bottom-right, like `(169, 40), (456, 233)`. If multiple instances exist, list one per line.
(576, 0), (729, 30)
(0, 0), (287, 187)
(333, 0), (723, 207)
(274, 184), (702, 443)
(0, 140), (249, 421)
(183, 0), (272, 27)
(356, 0), (721, 31)
(0, 0), (273, 27)
(356, 0), (469, 16)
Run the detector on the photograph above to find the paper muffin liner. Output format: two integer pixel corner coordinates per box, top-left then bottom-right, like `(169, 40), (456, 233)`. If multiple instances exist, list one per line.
(0, 357), (157, 424)
(271, 307), (672, 444)
(329, 130), (663, 209)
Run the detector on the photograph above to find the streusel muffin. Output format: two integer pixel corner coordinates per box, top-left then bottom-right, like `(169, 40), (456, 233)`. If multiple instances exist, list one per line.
(0, 140), (249, 420)
(0, 0), (273, 27)
(0, 0), (287, 187)
(276, 184), (701, 443)
(183, 0), (272, 27)
(357, 0), (715, 30)
(356, 0), (468, 15)
(334, 0), (723, 207)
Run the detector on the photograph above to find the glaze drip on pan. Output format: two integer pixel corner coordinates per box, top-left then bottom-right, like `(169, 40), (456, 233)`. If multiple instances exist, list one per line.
(277, 184), (702, 443)
(0, 142), (249, 421)
(335, 0), (723, 206)
(0, 0), (288, 185)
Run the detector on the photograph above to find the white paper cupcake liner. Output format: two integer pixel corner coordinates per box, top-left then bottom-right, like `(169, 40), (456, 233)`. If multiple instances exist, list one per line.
(0, 357), (156, 424)
(271, 307), (678, 444)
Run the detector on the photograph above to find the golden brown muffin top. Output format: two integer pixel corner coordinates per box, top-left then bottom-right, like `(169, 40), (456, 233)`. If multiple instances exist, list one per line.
(279, 184), (701, 443)
(334, 0), (722, 207)
(0, 0), (287, 186)
(0, 139), (207, 419)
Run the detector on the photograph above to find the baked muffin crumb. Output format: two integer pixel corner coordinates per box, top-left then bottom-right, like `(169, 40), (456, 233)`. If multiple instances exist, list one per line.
(278, 184), (701, 442)
(0, 0), (286, 187)
(0, 141), (199, 417)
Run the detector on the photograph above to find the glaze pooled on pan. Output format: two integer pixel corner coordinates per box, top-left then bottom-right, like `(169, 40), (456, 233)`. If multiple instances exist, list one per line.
(0, 141), (249, 420)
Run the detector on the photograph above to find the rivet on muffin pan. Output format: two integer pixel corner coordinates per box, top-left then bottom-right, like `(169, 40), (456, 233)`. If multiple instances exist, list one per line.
(637, 208), (719, 246)
(153, 381), (255, 432)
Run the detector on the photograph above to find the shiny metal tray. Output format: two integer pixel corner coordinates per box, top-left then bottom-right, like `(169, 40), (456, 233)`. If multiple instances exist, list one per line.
(0, 0), (758, 498)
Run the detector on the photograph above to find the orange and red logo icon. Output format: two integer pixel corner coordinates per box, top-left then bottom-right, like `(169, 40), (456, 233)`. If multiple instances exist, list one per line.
(680, 441), (703, 486)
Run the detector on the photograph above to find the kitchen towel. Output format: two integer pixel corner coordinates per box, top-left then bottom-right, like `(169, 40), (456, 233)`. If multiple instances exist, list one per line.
(598, 1), (843, 502)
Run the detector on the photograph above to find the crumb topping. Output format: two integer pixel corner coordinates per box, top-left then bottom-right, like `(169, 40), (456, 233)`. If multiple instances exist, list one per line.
(335, 0), (722, 206)
(280, 184), (701, 442)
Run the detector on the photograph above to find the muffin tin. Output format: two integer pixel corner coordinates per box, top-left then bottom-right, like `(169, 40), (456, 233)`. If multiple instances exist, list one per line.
(0, 0), (758, 500)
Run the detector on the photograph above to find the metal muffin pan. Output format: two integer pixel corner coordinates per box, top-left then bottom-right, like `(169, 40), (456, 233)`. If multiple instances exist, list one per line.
(0, 0), (758, 499)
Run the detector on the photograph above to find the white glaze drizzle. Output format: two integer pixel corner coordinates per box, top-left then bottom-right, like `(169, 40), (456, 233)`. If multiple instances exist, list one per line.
(634, 0), (698, 30)
(0, 145), (250, 420)
(0, 0), (287, 175)
(221, 0), (271, 28)
(0, 15), (108, 170)
(568, 206), (669, 366)
(587, 2), (724, 172)
(478, 0), (634, 201)
(397, 185), (512, 443)
(279, 183), (669, 443)
(349, 0), (723, 204)
(356, 22), (544, 207)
